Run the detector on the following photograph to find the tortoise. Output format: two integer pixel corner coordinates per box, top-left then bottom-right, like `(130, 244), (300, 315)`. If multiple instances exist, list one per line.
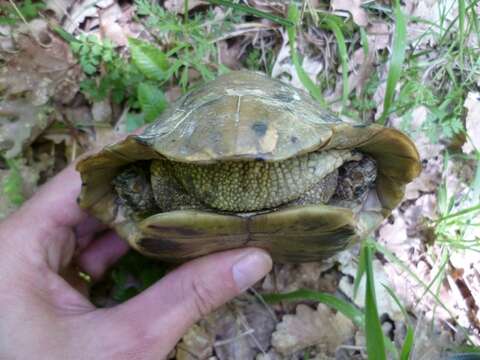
(76, 71), (420, 262)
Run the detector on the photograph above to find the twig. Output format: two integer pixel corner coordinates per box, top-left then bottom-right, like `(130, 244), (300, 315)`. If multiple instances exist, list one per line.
(8, 0), (28, 25)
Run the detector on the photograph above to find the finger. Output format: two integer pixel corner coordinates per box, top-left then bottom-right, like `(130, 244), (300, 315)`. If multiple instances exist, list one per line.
(0, 164), (88, 269)
(75, 231), (130, 280)
(75, 217), (109, 250)
(19, 164), (86, 230)
(75, 217), (107, 240)
(97, 248), (272, 358)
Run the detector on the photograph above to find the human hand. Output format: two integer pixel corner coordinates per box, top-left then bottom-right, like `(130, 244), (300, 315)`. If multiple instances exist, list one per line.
(0, 164), (272, 359)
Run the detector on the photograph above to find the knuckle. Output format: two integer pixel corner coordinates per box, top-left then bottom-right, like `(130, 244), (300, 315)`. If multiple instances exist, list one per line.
(190, 277), (218, 317)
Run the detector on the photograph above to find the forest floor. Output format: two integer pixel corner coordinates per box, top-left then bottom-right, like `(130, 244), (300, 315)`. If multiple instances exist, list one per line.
(1, 0), (480, 359)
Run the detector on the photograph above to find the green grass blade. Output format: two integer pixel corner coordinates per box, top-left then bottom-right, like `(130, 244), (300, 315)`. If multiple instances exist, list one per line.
(360, 27), (369, 58)
(458, 0), (465, 70)
(373, 242), (476, 345)
(378, 0), (407, 124)
(364, 243), (387, 360)
(436, 203), (480, 223)
(400, 326), (414, 360)
(287, 4), (326, 107)
(184, 0), (189, 23)
(353, 242), (367, 299)
(53, 26), (78, 44)
(383, 284), (415, 359)
(207, 0), (294, 27)
(262, 289), (364, 326)
(322, 18), (349, 107)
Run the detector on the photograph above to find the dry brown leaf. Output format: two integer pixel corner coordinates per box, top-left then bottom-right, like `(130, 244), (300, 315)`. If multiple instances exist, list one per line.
(176, 324), (213, 360)
(218, 40), (243, 70)
(271, 304), (354, 355)
(271, 30), (323, 92)
(409, 314), (461, 360)
(0, 100), (53, 158)
(331, 0), (368, 27)
(246, 0), (287, 15)
(45, 0), (76, 20)
(405, 157), (442, 200)
(206, 297), (277, 360)
(367, 21), (390, 50)
(62, 0), (100, 33)
(462, 91), (480, 154)
(0, 31), (81, 106)
(262, 261), (338, 295)
(403, 0), (457, 45)
(92, 100), (113, 123)
(99, 4), (129, 46)
(340, 257), (403, 320)
(164, 0), (208, 14)
(378, 215), (409, 249)
(348, 48), (375, 96)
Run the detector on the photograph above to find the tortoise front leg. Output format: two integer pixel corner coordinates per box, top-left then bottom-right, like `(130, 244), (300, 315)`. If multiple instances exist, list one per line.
(150, 160), (204, 212)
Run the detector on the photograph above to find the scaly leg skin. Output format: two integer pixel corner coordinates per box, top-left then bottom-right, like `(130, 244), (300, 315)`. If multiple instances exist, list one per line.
(113, 161), (202, 217)
(114, 155), (377, 216)
(290, 170), (338, 206)
(150, 160), (203, 211)
(290, 154), (377, 208)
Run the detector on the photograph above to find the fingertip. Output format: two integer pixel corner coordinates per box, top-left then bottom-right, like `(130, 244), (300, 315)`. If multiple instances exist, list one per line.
(92, 248), (273, 357)
(76, 231), (130, 280)
(231, 248), (273, 292)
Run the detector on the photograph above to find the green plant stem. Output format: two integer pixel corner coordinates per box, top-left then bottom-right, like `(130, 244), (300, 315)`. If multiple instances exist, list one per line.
(379, 0), (407, 124)
(7, 0), (28, 24)
(364, 243), (387, 360)
(207, 0), (294, 27)
(287, 4), (326, 106)
(323, 18), (349, 108)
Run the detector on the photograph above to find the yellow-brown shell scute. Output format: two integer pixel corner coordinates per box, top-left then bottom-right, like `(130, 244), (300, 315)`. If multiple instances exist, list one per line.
(141, 71), (341, 163)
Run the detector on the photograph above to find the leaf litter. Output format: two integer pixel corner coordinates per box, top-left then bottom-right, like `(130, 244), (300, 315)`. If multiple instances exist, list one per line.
(1, 0), (480, 359)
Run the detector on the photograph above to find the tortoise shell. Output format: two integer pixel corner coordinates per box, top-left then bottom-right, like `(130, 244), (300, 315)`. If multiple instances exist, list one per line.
(76, 71), (421, 262)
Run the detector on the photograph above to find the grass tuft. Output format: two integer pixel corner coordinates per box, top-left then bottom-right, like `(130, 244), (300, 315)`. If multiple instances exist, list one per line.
(287, 4), (326, 107)
(363, 242), (387, 360)
(378, 0), (407, 124)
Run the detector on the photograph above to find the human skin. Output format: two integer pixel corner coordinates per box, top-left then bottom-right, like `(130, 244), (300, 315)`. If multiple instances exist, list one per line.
(0, 164), (272, 360)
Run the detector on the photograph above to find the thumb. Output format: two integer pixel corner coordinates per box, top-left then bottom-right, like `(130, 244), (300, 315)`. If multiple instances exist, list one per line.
(98, 248), (272, 358)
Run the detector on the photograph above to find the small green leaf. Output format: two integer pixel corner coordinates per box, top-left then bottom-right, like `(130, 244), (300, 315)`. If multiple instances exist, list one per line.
(102, 51), (113, 62)
(3, 159), (24, 206)
(137, 83), (168, 122)
(82, 62), (97, 75)
(126, 112), (146, 132)
(70, 41), (82, 53)
(129, 38), (169, 81)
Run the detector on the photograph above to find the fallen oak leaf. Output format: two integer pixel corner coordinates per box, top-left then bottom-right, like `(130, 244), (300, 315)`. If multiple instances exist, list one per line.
(271, 304), (354, 355)
(331, 0), (368, 27)
(462, 91), (480, 154)
(0, 100), (53, 158)
(164, 0), (208, 14)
